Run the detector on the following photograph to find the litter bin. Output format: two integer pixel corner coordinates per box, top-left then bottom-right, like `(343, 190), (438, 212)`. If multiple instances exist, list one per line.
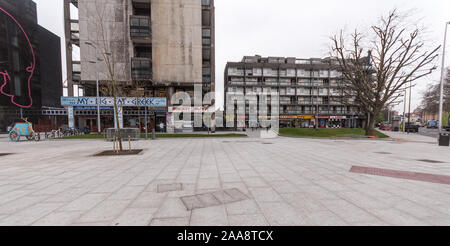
(439, 133), (450, 146)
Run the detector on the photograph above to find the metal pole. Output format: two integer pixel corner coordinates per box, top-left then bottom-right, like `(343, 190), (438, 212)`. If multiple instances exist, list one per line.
(388, 107), (390, 124)
(438, 22), (449, 135)
(407, 81), (412, 134)
(96, 47), (101, 135)
(145, 106), (148, 140)
(403, 85), (407, 132)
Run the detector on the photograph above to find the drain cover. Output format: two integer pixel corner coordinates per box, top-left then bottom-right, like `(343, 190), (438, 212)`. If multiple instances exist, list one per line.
(375, 152), (392, 155)
(417, 159), (445, 164)
(180, 188), (248, 210)
(157, 183), (183, 193)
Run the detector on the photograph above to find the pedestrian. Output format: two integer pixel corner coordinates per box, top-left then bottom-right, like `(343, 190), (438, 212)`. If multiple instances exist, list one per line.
(159, 122), (164, 133)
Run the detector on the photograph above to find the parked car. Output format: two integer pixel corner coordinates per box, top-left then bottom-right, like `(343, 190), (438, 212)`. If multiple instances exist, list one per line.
(427, 120), (438, 129)
(379, 123), (392, 131)
(405, 123), (419, 133)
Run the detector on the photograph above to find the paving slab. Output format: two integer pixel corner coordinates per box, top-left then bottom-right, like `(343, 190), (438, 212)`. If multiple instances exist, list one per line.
(0, 134), (450, 225)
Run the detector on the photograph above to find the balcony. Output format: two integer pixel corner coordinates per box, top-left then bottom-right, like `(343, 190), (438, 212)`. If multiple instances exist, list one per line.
(298, 101), (312, 105)
(131, 58), (152, 80)
(69, 20), (79, 45)
(72, 61), (81, 82)
(130, 16), (151, 41)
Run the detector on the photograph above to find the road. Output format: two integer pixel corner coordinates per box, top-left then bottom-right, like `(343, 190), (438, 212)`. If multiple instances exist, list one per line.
(418, 127), (440, 138)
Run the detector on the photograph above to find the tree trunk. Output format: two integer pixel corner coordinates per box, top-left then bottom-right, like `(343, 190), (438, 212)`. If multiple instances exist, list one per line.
(111, 79), (123, 151)
(365, 112), (377, 136)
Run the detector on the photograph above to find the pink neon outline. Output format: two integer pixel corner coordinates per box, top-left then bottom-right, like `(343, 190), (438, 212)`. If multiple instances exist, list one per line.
(0, 7), (36, 109)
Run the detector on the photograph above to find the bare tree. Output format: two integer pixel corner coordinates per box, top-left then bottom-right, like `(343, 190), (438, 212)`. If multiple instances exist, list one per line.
(419, 69), (450, 116)
(331, 9), (440, 136)
(92, 1), (126, 151)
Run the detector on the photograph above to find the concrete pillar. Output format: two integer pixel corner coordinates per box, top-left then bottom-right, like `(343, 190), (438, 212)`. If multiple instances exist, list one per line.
(64, 0), (74, 96)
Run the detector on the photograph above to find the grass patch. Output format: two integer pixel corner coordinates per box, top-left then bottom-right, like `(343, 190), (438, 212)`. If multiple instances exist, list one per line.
(279, 128), (389, 139)
(61, 133), (247, 140)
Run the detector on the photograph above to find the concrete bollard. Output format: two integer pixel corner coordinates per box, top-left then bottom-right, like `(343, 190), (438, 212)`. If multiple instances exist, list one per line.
(152, 128), (156, 140)
(128, 135), (131, 152)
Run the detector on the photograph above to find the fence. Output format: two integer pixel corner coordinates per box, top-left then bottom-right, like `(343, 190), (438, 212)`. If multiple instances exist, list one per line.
(106, 128), (140, 141)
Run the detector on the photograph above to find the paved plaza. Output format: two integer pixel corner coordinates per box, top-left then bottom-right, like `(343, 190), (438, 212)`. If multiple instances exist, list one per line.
(0, 131), (450, 226)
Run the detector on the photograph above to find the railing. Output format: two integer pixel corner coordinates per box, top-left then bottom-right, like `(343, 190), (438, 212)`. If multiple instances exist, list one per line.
(298, 101), (313, 105)
(106, 128), (140, 142)
(131, 58), (152, 80)
(130, 16), (151, 38)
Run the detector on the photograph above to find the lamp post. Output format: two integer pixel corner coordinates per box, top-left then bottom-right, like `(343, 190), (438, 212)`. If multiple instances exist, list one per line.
(403, 85), (407, 132)
(438, 22), (450, 136)
(407, 81), (412, 134)
(85, 41), (101, 134)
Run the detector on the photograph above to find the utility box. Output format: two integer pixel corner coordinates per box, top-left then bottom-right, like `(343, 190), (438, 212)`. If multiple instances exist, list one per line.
(392, 118), (401, 132)
(439, 133), (450, 147)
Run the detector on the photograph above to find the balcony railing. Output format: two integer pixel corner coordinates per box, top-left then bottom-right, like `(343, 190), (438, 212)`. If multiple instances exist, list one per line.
(130, 16), (151, 38)
(131, 58), (152, 80)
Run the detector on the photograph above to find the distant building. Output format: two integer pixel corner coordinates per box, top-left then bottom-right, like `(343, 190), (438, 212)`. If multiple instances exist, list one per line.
(224, 55), (366, 129)
(64, 0), (215, 132)
(0, 0), (63, 132)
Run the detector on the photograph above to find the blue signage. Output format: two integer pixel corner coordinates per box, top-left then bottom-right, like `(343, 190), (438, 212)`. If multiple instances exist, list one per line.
(61, 97), (167, 107)
(74, 106), (114, 110)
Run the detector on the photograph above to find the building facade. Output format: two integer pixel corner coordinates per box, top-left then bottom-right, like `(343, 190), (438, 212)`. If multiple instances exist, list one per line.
(224, 55), (366, 129)
(0, 0), (63, 132)
(64, 0), (215, 132)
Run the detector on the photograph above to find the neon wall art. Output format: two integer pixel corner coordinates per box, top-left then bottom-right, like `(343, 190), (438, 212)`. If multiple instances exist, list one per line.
(0, 7), (36, 109)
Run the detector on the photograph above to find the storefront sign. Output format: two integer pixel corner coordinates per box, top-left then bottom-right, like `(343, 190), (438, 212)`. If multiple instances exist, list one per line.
(74, 106), (114, 110)
(316, 116), (330, 119)
(168, 106), (215, 113)
(280, 115), (297, 119)
(68, 107), (74, 128)
(166, 112), (175, 133)
(330, 116), (346, 120)
(297, 115), (315, 120)
(61, 97), (167, 107)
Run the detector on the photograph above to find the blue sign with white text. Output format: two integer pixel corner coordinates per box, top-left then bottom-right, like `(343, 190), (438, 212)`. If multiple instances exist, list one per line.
(61, 97), (167, 107)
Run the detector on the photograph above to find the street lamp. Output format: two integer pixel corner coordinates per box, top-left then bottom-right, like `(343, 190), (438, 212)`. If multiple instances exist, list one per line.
(438, 22), (450, 136)
(85, 41), (102, 134)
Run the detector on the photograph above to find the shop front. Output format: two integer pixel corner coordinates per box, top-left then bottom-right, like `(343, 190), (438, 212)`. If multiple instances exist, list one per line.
(167, 106), (216, 133)
(280, 116), (297, 128)
(313, 115), (364, 129)
(296, 115), (315, 128)
(61, 97), (167, 132)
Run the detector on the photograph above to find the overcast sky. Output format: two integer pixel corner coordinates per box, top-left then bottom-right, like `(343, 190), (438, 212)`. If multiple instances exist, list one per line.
(33, 0), (449, 112)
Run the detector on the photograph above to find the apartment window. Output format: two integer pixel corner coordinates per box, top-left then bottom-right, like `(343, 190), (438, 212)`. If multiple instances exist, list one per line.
(202, 10), (211, 26)
(202, 48), (211, 61)
(130, 17), (150, 37)
(135, 46), (152, 58)
(12, 50), (20, 72)
(202, 38), (211, 45)
(203, 67), (211, 83)
(202, 0), (211, 6)
(14, 75), (21, 96)
(133, 2), (151, 16)
(131, 59), (152, 79)
(202, 28), (211, 37)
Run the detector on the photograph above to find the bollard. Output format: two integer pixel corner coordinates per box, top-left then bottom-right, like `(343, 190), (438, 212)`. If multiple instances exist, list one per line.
(152, 128), (156, 140)
(128, 135), (131, 152)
